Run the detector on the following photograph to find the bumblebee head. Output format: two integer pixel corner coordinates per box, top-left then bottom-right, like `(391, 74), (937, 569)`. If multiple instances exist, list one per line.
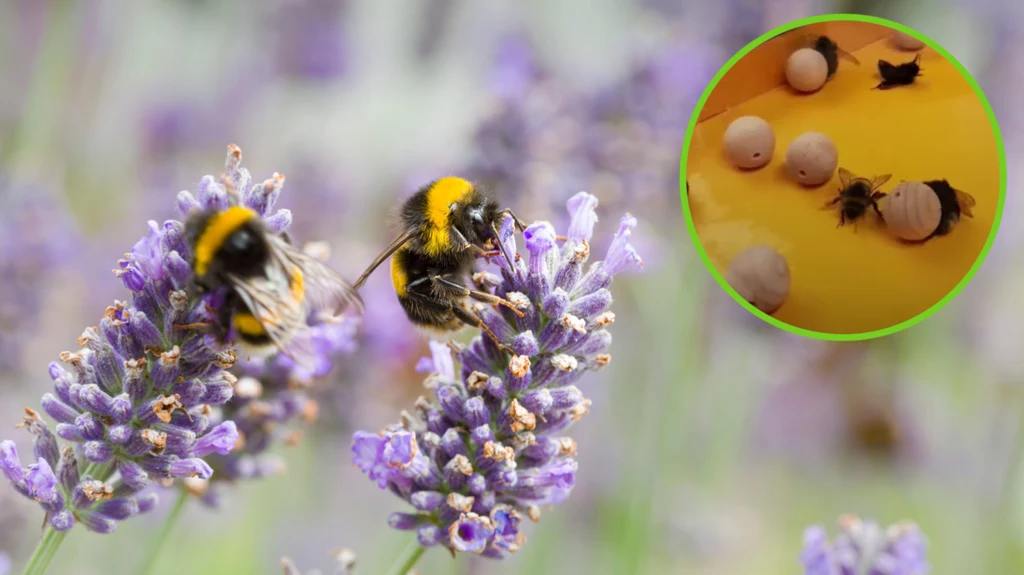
(453, 189), (501, 247)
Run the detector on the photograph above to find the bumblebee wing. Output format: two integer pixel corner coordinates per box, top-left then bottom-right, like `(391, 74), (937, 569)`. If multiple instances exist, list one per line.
(837, 46), (860, 64)
(837, 167), (854, 189)
(954, 189), (976, 217)
(224, 271), (313, 367)
(870, 174), (892, 190)
(353, 228), (417, 290)
(266, 234), (364, 317)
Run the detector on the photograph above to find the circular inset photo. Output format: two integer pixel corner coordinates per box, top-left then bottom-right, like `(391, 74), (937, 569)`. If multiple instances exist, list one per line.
(681, 14), (1005, 340)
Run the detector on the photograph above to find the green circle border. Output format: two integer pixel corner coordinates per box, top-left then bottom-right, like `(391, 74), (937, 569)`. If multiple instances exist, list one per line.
(679, 13), (1007, 342)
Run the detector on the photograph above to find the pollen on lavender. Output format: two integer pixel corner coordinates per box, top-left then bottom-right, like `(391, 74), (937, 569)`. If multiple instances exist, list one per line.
(351, 191), (640, 558)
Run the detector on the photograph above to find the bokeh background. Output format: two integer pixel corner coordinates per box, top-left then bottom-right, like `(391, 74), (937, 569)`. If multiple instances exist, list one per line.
(0, 0), (1021, 573)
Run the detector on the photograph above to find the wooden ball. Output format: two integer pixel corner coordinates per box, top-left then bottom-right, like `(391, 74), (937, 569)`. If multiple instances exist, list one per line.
(891, 32), (925, 51)
(725, 245), (791, 315)
(880, 181), (941, 241)
(723, 116), (775, 169)
(786, 48), (829, 93)
(784, 132), (838, 186)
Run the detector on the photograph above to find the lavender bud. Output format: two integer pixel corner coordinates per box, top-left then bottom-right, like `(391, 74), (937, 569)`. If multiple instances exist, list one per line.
(40, 394), (78, 424)
(417, 524), (442, 547)
(118, 459), (149, 490)
(542, 288), (570, 319)
(83, 441), (114, 464)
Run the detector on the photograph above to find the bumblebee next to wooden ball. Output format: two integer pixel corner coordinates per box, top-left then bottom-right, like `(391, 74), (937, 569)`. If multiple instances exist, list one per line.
(875, 54), (922, 89)
(925, 179), (975, 238)
(183, 204), (364, 368)
(352, 176), (529, 353)
(809, 35), (861, 78)
(825, 167), (891, 229)
(880, 179), (975, 242)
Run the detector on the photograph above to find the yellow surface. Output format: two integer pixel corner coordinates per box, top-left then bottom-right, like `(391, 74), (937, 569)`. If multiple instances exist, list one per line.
(687, 39), (1001, 335)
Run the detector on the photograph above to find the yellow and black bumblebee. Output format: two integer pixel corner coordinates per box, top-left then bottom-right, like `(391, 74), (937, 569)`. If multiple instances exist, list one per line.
(353, 177), (526, 351)
(183, 205), (363, 367)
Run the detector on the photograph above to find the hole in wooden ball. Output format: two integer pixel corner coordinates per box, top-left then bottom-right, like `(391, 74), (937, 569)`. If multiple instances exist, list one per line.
(799, 170), (806, 177)
(753, 152), (761, 158)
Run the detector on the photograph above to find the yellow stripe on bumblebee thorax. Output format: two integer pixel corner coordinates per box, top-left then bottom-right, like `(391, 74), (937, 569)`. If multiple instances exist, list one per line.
(391, 249), (409, 296)
(424, 177), (474, 257)
(194, 206), (258, 276)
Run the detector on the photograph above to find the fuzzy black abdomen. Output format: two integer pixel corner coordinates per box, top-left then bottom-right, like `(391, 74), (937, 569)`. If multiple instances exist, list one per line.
(814, 36), (839, 77)
(925, 180), (961, 237)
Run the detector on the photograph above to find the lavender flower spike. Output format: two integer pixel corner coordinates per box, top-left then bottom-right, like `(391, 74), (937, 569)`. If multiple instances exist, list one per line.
(0, 146), (299, 533)
(174, 169), (360, 508)
(352, 192), (640, 558)
(801, 514), (930, 575)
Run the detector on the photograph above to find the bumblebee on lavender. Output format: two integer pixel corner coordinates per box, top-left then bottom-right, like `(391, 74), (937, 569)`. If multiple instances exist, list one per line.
(875, 54), (922, 89)
(182, 205), (363, 367)
(825, 167), (891, 228)
(352, 176), (529, 351)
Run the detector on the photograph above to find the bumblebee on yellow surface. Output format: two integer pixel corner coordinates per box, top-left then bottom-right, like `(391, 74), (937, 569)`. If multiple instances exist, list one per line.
(353, 177), (527, 351)
(183, 204), (363, 368)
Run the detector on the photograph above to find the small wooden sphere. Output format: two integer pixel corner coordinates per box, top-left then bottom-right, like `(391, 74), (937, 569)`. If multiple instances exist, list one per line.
(891, 32), (925, 51)
(786, 48), (829, 93)
(880, 181), (941, 241)
(725, 245), (791, 315)
(723, 116), (775, 169)
(784, 132), (838, 186)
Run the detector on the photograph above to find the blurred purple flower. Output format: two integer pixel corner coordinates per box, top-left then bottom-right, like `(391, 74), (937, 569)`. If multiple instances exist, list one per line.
(463, 31), (721, 271)
(800, 515), (930, 575)
(0, 551), (9, 575)
(270, 0), (350, 82)
(0, 177), (80, 373)
(200, 311), (359, 497)
(351, 192), (641, 557)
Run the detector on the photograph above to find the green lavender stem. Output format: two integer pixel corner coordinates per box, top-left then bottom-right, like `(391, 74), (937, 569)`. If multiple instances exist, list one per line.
(20, 527), (68, 575)
(138, 489), (190, 575)
(385, 539), (426, 575)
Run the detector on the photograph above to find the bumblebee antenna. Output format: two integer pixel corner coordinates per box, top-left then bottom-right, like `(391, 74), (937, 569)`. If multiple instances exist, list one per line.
(490, 222), (517, 271)
(353, 229), (417, 290)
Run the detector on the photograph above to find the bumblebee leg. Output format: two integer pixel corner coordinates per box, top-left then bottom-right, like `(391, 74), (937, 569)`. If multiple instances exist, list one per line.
(823, 196), (841, 209)
(868, 194), (884, 218)
(471, 247), (503, 259)
(431, 275), (526, 318)
(450, 227), (473, 251)
(173, 322), (214, 331)
(452, 305), (512, 354)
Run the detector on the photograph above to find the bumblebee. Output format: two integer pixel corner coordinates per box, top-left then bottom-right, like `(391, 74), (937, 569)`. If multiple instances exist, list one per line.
(875, 54), (922, 90)
(353, 177), (527, 351)
(806, 35), (860, 78)
(825, 167), (890, 228)
(183, 205), (363, 368)
(924, 179), (975, 238)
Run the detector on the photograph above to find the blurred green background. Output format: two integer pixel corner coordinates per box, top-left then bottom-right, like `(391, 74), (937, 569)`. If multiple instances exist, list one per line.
(1, 0), (1022, 573)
